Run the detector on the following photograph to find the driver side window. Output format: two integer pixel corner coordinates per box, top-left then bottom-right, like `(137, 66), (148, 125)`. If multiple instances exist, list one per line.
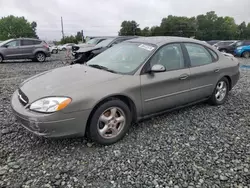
(6, 40), (20, 47)
(150, 43), (185, 71)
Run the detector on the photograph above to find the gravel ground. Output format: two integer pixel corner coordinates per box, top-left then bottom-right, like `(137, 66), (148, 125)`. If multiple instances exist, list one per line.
(0, 54), (250, 188)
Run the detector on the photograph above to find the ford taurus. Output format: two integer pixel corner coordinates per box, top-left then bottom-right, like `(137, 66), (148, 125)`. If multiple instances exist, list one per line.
(11, 37), (240, 145)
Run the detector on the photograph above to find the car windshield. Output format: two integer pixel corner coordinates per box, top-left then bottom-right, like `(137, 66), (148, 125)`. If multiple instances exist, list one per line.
(87, 38), (100, 45)
(0, 39), (13, 46)
(95, 38), (114, 47)
(86, 42), (156, 74)
(235, 41), (243, 47)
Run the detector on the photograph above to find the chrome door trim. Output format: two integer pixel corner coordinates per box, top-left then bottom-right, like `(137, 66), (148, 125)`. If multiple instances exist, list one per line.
(145, 89), (190, 102)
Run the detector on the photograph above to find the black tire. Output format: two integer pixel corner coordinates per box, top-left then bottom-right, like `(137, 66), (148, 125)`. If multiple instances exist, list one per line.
(242, 51), (250, 58)
(52, 49), (57, 54)
(56, 50), (58, 54)
(35, 52), (46, 62)
(0, 54), (3, 63)
(62, 48), (66, 51)
(209, 77), (229, 105)
(87, 99), (132, 145)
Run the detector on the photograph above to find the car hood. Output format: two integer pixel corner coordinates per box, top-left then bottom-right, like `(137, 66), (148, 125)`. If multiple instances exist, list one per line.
(78, 44), (95, 48)
(19, 64), (123, 102)
(77, 46), (103, 53)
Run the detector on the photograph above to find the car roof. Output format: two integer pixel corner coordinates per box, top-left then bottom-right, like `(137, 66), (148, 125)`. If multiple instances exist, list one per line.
(126, 36), (208, 47)
(15, 38), (41, 41)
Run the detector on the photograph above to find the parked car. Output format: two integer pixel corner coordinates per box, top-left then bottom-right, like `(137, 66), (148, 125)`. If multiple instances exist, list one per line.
(234, 45), (250, 58)
(72, 36), (138, 64)
(0, 38), (51, 63)
(49, 45), (58, 54)
(72, 37), (110, 52)
(217, 40), (250, 54)
(11, 36), (240, 145)
(213, 40), (237, 49)
(59, 43), (76, 51)
(206, 40), (222, 45)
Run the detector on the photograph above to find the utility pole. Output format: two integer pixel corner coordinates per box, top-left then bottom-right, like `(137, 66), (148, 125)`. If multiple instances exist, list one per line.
(61, 16), (64, 40)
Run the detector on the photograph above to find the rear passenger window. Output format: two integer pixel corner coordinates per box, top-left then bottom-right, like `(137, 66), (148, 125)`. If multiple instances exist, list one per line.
(22, 40), (35, 46)
(33, 40), (42, 45)
(184, 43), (212, 67)
(207, 48), (218, 61)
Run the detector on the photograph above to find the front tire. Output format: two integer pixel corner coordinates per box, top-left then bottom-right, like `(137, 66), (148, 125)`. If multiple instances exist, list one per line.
(209, 77), (229, 105)
(52, 49), (57, 54)
(242, 51), (250, 58)
(87, 99), (132, 145)
(36, 52), (46, 62)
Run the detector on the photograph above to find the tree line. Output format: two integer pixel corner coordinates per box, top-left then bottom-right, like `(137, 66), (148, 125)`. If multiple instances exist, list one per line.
(0, 15), (83, 44)
(118, 11), (250, 41)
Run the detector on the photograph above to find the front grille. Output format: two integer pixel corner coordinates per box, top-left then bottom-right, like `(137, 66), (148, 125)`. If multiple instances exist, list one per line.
(18, 89), (29, 106)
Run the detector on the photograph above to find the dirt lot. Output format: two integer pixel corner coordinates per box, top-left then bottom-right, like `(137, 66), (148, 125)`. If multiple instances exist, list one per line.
(0, 53), (250, 188)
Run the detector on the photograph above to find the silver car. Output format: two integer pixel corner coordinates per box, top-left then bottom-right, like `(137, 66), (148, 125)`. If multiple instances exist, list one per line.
(11, 37), (240, 145)
(0, 38), (51, 63)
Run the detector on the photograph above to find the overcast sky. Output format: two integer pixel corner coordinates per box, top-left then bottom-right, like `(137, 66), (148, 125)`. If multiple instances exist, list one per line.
(0, 0), (250, 40)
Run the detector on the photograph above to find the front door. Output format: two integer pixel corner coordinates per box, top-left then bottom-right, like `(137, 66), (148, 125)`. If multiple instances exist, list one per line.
(3, 40), (22, 59)
(141, 43), (191, 116)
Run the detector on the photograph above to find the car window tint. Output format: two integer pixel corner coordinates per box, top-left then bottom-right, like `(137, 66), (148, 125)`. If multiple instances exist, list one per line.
(22, 40), (34, 46)
(150, 44), (185, 71)
(244, 41), (250, 45)
(6, 40), (20, 47)
(185, 43), (212, 67)
(207, 48), (218, 60)
(33, 40), (42, 45)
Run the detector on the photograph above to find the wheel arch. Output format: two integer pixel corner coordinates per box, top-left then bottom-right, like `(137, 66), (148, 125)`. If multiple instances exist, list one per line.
(222, 75), (232, 91)
(86, 94), (137, 132)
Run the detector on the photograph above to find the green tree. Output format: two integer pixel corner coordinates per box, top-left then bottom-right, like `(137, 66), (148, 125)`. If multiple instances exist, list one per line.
(75, 31), (82, 42)
(0, 15), (38, 40)
(119, 20), (141, 36)
(60, 35), (78, 44)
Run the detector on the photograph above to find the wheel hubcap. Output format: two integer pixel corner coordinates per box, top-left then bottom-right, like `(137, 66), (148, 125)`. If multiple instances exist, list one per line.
(37, 54), (45, 61)
(244, 52), (250, 58)
(97, 107), (126, 139)
(215, 81), (227, 101)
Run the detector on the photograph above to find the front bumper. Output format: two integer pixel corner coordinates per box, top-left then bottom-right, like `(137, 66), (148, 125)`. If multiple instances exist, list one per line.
(11, 90), (92, 138)
(234, 50), (242, 57)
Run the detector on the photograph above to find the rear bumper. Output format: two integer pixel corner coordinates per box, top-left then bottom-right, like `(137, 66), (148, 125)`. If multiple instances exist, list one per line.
(45, 51), (51, 57)
(231, 71), (240, 89)
(11, 90), (92, 138)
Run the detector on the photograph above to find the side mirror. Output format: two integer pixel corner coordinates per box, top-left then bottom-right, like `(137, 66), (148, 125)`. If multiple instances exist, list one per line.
(2, 45), (8, 48)
(150, 64), (166, 73)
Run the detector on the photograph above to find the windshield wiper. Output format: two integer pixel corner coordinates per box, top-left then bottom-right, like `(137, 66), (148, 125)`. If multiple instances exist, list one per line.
(88, 64), (117, 73)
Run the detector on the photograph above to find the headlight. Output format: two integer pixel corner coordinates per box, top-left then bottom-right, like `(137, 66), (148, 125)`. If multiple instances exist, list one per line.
(29, 97), (71, 113)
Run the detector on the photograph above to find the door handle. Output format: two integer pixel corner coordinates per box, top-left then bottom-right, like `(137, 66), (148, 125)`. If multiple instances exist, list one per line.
(179, 74), (189, 80)
(214, 68), (220, 73)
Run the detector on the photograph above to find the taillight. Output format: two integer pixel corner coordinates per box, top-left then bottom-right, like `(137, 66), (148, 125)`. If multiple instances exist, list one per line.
(43, 44), (49, 48)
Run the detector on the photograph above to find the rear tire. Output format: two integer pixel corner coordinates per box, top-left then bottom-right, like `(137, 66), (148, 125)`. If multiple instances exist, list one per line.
(242, 51), (250, 58)
(220, 49), (227, 53)
(36, 52), (46, 62)
(87, 99), (132, 145)
(209, 77), (229, 105)
(52, 49), (57, 54)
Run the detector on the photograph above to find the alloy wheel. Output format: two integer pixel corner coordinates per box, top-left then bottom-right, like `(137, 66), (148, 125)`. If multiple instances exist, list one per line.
(215, 81), (227, 102)
(97, 107), (126, 139)
(37, 53), (45, 62)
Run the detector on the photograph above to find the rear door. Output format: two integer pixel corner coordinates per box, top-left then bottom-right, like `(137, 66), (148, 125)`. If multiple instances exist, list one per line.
(183, 43), (220, 102)
(21, 40), (40, 58)
(3, 40), (22, 59)
(140, 43), (191, 115)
